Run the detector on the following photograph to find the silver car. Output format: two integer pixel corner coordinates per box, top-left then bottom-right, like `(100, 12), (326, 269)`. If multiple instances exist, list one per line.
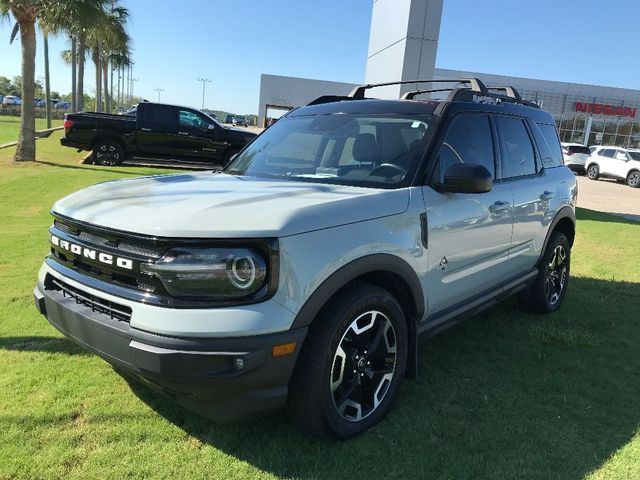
(34, 78), (577, 439)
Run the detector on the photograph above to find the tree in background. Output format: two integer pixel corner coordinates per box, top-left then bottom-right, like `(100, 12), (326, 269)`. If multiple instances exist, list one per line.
(1, 0), (38, 161)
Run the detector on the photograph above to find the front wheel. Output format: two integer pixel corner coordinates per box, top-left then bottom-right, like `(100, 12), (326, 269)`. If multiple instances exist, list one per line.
(518, 232), (570, 313)
(93, 140), (124, 166)
(627, 170), (640, 188)
(288, 283), (407, 438)
(587, 164), (599, 180)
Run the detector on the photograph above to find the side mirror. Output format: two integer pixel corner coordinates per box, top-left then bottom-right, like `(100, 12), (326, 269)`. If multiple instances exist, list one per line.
(207, 123), (216, 131)
(439, 163), (493, 194)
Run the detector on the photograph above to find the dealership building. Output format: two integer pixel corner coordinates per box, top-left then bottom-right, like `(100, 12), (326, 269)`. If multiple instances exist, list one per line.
(258, 0), (640, 148)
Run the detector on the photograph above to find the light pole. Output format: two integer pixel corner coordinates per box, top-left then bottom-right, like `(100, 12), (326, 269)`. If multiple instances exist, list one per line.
(198, 77), (211, 109)
(154, 88), (164, 102)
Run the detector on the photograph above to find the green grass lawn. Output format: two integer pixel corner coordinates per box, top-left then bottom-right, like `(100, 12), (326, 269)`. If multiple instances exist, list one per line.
(0, 133), (639, 479)
(0, 115), (63, 146)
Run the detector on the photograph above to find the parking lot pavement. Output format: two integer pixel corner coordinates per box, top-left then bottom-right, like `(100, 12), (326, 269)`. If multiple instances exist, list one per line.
(576, 175), (640, 222)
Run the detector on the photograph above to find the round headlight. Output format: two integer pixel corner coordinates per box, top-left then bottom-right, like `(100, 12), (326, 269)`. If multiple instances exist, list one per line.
(229, 255), (257, 289)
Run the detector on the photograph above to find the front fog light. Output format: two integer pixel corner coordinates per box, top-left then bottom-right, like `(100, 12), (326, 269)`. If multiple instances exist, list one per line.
(141, 247), (267, 299)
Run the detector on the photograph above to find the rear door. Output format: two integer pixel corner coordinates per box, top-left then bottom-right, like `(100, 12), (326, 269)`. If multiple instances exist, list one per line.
(136, 104), (182, 157)
(422, 113), (515, 317)
(497, 117), (557, 275)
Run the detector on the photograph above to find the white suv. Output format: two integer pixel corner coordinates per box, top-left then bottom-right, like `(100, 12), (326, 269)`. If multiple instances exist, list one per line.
(586, 146), (640, 188)
(561, 142), (590, 174)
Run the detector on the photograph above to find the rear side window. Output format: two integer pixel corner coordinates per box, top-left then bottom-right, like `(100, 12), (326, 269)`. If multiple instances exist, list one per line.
(496, 117), (537, 178)
(532, 123), (564, 168)
(141, 105), (176, 130)
(568, 145), (591, 155)
(435, 114), (495, 182)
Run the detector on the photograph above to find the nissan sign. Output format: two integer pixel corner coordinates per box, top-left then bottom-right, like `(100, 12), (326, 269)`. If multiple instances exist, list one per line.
(575, 102), (637, 118)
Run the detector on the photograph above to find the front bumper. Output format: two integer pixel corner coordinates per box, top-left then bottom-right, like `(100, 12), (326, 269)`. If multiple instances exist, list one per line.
(33, 278), (307, 423)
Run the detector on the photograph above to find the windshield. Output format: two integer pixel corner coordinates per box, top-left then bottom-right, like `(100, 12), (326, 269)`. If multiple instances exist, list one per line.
(225, 113), (435, 188)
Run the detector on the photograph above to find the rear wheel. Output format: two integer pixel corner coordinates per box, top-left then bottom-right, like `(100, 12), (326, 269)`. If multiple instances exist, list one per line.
(518, 232), (570, 313)
(93, 140), (124, 166)
(587, 164), (599, 180)
(288, 283), (407, 439)
(627, 170), (640, 188)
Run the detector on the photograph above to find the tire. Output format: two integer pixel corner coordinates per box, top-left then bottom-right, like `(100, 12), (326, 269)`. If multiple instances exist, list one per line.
(92, 140), (124, 166)
(518, 232), (570, 313)
(288, 282), (408, 439)
(626, 170), (640, 188)
(587, 164), (599, 180)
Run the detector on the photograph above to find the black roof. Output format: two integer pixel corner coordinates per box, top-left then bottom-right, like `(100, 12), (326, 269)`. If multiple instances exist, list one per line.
(290, 98), (555, 124)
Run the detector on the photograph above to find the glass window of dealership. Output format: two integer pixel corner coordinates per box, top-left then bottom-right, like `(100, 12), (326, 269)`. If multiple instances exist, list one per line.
(518, 88), (640, 147)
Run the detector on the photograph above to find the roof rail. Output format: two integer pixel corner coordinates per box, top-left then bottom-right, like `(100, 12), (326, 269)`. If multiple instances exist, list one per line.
(487, 86), (523, 100)
(401, 88), (462, 100)
(348, 78), (487, 99)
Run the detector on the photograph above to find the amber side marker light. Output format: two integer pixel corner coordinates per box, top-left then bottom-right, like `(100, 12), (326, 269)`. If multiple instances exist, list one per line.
(272, 342), (297, 357)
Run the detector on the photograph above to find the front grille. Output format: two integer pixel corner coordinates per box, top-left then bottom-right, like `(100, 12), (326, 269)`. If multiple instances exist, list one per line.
(46, 274), (132, 322)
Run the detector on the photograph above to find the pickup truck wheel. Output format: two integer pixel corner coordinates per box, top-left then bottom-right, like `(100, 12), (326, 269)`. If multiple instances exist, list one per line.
(627, 170), (640, 188)
(93, 140), (124, 166)
(288, 283), (407, 439)
(587, 164), (599, 180)
(518, 232), (570, 313)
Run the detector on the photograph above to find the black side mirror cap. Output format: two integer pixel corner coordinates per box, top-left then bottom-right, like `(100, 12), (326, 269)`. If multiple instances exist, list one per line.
(438, 163), (493, 194)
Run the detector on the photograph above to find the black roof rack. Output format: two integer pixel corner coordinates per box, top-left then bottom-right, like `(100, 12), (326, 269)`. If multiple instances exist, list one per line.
(401, 88), (464, 100)
(487, 86), (522, 100)
(348, 78), (488, 99)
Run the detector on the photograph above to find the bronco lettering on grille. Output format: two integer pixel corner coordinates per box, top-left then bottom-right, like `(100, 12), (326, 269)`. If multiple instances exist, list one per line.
(51, 234), (134, 270)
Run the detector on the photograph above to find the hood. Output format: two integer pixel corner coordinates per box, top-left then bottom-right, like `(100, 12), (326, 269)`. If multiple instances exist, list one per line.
(52, 172), (410, 238)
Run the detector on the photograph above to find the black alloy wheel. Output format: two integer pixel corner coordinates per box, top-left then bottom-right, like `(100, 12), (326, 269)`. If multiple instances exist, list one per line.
(330, 310), (397, 422)
(93, 140), (124, 166)
(545, 244), (568, 306)
(288, 283), (407, 438)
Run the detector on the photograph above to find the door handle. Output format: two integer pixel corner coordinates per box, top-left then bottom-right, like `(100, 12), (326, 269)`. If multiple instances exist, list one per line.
(177, 131), (190, 136)
(540, 191), (555, 201)
(489, 201), (511, 214)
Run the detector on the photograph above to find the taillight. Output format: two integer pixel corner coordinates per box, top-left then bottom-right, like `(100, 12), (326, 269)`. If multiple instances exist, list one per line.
(63, 119), (73, 132)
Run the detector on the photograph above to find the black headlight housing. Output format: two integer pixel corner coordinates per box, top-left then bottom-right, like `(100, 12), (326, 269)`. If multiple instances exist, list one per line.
(140, 239), (279, 305)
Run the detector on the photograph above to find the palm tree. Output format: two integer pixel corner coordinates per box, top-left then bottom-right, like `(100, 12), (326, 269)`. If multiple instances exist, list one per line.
(1, 1), (38, 162)
(0, 0), (108, 161)
(87, 3), (129, 113)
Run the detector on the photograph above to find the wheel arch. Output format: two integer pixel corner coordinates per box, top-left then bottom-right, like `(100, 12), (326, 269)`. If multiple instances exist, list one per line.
(290, 254), (425, 377)
(540, 206), (576, 262)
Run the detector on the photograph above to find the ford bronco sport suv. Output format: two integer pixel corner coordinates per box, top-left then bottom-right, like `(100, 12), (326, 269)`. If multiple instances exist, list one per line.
(34, 79), (577, 439)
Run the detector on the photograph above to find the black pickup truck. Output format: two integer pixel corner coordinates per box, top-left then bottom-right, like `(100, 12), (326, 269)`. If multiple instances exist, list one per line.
(60, 102), (257, 166)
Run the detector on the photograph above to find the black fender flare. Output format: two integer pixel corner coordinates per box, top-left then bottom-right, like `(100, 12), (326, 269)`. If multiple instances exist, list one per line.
(290, 253), (425, 329)
(539, 206), (576, 264)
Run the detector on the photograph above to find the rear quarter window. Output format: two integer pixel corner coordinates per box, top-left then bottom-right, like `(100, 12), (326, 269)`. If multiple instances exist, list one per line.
(534, 123), (564, 168)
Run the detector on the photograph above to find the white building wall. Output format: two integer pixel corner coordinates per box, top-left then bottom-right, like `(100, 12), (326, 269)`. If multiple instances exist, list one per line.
(257, 74), (357, 127)
(365, 0), (443, 98)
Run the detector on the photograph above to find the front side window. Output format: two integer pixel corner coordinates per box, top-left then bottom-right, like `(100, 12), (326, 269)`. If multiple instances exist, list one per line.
(226, 113), (436, 188)
(497, 117), (537, 178)
(179, 110), (209, 130)
(600, 149), (616, 158)
(434, 114), (495, 182)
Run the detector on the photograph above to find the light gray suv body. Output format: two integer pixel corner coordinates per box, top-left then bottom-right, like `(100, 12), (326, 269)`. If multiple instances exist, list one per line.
(34, 79), (577, 438)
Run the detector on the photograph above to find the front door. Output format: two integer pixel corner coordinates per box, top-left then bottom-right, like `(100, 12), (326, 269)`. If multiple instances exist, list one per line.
(177, 109), (228, 163)
(422, 113), (514, 318)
